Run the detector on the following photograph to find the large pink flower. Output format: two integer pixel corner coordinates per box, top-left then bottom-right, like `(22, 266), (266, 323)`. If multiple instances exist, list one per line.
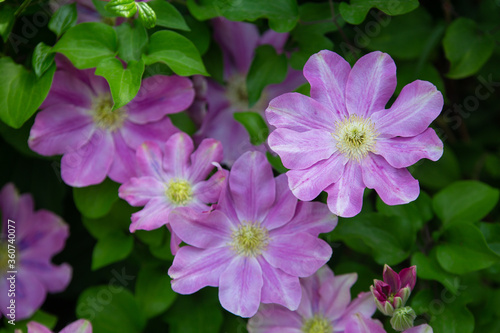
(29, 57), (194, 187)
(23, 319), (92, 333)
(0, 183), (72, 320)
(266, 50), (444, 217)
(168, 151), (337, 317)
(118, 132), (227, 254)
(193, 18), (305, 166)
(247, 265), (377, 333)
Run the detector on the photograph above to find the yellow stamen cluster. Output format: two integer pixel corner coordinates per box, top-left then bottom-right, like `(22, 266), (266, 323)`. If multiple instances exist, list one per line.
(230, 222), (269, 257)
(302, 315), (333, 333)
(166, 179), (193, 206)
(332, 114), (378, 161)
(92, 95), (126, 131)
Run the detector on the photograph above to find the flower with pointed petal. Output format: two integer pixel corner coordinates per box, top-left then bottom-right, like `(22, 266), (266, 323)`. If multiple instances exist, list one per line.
(0, 183), (72, 320)
(118, 132), (226, 254)
(191, 18), (306, 166)
(19, 319), (92, 333)
(247, 265), (377, 333)
(168, 151), (337, 317)
(266, 50), (444, 217)
(345, 313), (433, 333)
(29, 56), (194, 187)
(370, 265), (417, 316)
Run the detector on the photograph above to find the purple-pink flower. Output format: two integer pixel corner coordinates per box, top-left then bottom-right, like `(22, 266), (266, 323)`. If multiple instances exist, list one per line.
(29, 57), (194, 187)
(266, 50), (444, 217)
(346, 314), (433, 333)
(168, 151), (337, 317)
(20, 319), (92, 333)
(247, 265), (377, 333)
(0, 183), (72, 320)
(118, 132), (226, 254)
(192, 18), (305, 165)
(371, 265), (417, 316)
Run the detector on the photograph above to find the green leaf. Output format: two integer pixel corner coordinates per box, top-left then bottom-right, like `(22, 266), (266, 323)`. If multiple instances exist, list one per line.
(330, 213), (414, 265)
(82, 199), (136, 239)
(443, 18), (495, 79)
(135, 265), (177, 318)
(266, 152), (288, 174)
(246, 45), (288, 107)
(436, 223), (500, 275)
(32, 42), (55, 78)
(178, 16), (211, 55)
(0, 5), (15, 42)
(144, 30), (208, 76)
(92, 231), (134, 270)
(95, 58), (145, 111)
(0, 57), (55, 129)
(137, 2), (156, 29)
(148, 0), (189, 31)
(432, 180), (499, 228)
(115, 22), (148, 63)
(169, 112), (197, 136)
(234, 112), (269, 146)
(411, 249), (459, 294)
(105, 0), (137, 18)
(53, 22), (117, 69)
(479, 222), (500, 255)
(409, 146), (460, 191)
(73, 178), (120, 219)
(186, 0), (220, 21)
(339, 0), (419, 25)
(77, 286), (146, 333)
(164, 289), (223, 333)
(430, 302), (474, 333)
(48, 3), (77, 37)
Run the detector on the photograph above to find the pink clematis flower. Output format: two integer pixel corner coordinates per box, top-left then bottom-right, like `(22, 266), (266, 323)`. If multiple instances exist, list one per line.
(118, 132), (227, 254)
(346, 313), (433, 333)
(29, 57), (194, 187)
(370, 265), (417, 316)
(0, 183), (72, 320)
(168, 151), (337, 317)
(193, 18), (305, 166)
(19, 319), (92, 333)
(247, 265), (377, 333)
(266, 50), (444, 217)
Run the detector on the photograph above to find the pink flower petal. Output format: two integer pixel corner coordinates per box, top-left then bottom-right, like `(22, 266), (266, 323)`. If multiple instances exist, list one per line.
(304, 50), (350, 118)
(345, 51), (396, 118)
(375, 128), (443, 168)
(263, 233), (332, 277)
(162, 132), (194, 178)
(321, 273), (358, 321)
(169, 208), (232, 248)
(29, 105), (95, 156)
(344, 314), (386, 333)
(287, 152), (347, 201)
(26, 322), (53, 333)
(135, 141), (165, 179)
(277, 201), (337, 237)
(325, 161), (365, 217)
(120, 117), (179, 150)
(405, 324), (433, 333)
(60, 319), (93, 333)
(361, 154), (419, 205)
(127, 75), (194, 124)
(335, 292), (377, 330)
(0, 271), (46, 319)
(129, 197), (171, 231)
(258, 257), (302, 310)
(265, 67), (306, 100)
(383, 264), (401, 292)
(219, 256), (263, 317)
(20, 261), (72, 293)
(371, 80), (443, 138)
(41, 70), (93, 109)
(119, 176), (165, 206)
(259, 30), (289, 53)
(188, 138), (223, 182)
(230, 151), (276, 222)
(192, 168), (228, 204)
(261, 174), (297, 230)
(169, 246), (233, 294)
(266, 93), (337, 132)
(247, 304), (303, 333)
(108, 130), (137, 184)
(399, 266), (417, 290)
(267, 128), (337, 170)
(61, 130), (114, 187)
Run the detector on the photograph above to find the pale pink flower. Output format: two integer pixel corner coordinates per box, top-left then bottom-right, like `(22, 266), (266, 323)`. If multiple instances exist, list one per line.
(20, 319), (92, 333)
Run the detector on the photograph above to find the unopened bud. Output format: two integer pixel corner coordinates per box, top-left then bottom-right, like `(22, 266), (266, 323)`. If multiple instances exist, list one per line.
(390, 306), (417, 332)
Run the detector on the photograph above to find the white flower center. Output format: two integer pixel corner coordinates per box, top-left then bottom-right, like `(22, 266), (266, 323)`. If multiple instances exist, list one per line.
(92, 95), (127, 131)
(332, 115), (378, 161)
(302, 315), (332, 333)
(166, 179), (193, 206)
(230, 222), (269, 257)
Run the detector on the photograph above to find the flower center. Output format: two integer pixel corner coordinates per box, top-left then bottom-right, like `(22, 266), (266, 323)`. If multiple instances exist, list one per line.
(166, 179), (193, 206)
(230, 222), (269, 257)
(92, 95), (127, 131)
(226, 74), (250, 110)
(0, 242), (8, 274)
(332, 115), (378, 161)
(302, 315), (332, 333)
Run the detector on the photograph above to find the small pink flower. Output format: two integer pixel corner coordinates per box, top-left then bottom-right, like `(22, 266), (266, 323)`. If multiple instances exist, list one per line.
(168, 151), (337, 317)
(247, 265), (377, 333)
(370, 265), (417, 316)
(118, 132), (227, 254)
(0, 183), (72, 320)
(20, 319), (92, 333)
(266, 50), (444, 217)
(29, 57), (194, 187)
(346, 313), (433, 333)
